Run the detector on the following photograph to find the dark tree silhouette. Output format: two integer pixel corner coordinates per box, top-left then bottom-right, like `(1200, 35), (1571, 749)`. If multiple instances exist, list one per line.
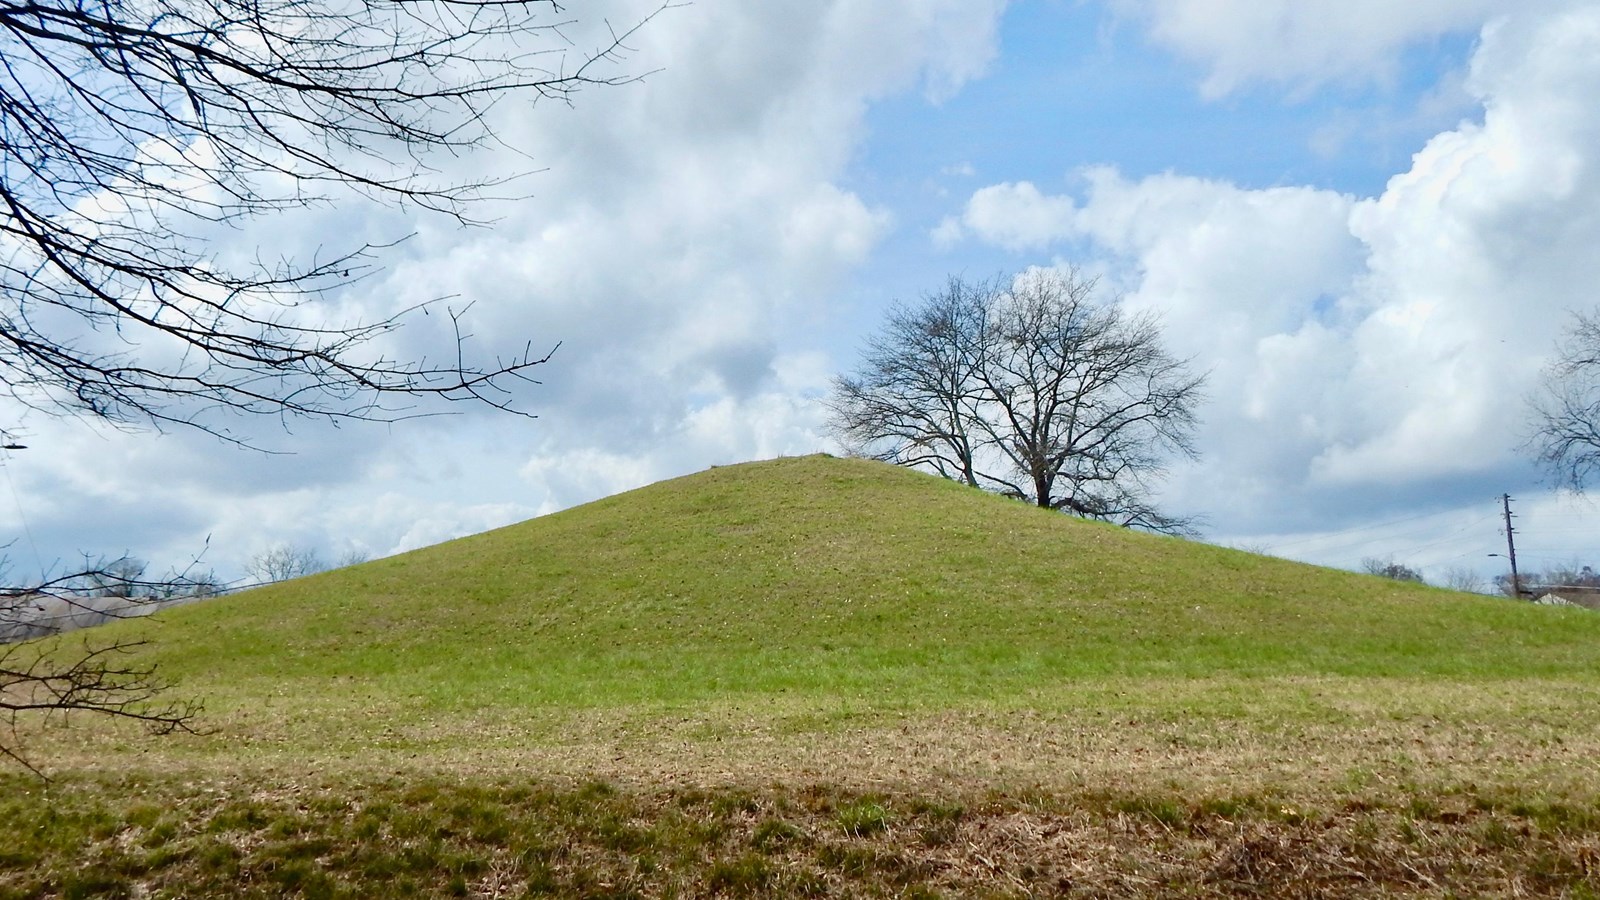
(827, 276), (992, 487)
(1, 637), (201, 776)
(830, 269), (1206, 534)
(247, 544), (326, 584)
(1361, 557), (1425, 584)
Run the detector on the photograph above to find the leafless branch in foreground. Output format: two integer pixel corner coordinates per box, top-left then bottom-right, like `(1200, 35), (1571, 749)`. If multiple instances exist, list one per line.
(1, 0), (664, 441)
(1, 636), (201, 777)
(1, 0), (666, 769)
(1, 551), (218, 775)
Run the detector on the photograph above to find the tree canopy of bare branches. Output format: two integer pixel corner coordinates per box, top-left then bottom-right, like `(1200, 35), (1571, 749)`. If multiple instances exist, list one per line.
(1, 0), (653, 439)
(1, 0), (654, 770)
(247, 543), (326, 584)
(1361, 557), (1424, 584)
(829, 270), (1206, 534)
(1529, 309), (1600, 491)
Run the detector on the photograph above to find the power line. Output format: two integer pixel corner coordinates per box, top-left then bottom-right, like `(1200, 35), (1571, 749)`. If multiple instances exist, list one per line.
(1265, 505), (1481, 551)
(1272, 511), (1500, 562)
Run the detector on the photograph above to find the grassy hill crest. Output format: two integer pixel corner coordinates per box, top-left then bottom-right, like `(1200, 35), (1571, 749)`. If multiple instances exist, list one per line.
(113, 452), (1599, 709)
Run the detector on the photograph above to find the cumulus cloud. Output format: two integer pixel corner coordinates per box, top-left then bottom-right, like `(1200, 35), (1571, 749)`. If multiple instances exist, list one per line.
(0, 0), (1006, 580)
(934, 182), (1078, 251)
(941, 2), (1600, 537)
(1108, 0), (1515, 97)
(16, 0), (1597, 587)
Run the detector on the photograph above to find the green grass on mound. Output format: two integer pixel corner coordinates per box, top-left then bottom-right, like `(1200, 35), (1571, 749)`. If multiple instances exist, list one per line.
(100, 454), (1600, 701)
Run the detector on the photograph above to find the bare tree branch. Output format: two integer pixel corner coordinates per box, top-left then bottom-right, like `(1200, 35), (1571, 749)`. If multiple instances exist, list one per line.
(1, 0), (664, 441)
(1529, 309), (1600, 490)
(247, 542), (325, 583)
(826, 276), (995, 487)
(1, 0), (663, 770)
(2, 553), (213, 775)
(1, 638), (201, 777)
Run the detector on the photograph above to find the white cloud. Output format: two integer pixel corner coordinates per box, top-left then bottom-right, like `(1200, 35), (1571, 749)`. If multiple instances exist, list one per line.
(0, 0), (1008, 580)
(943, 2), (1600, 537)
(516, 364), (832, 519)
(935, 181), (1078, 251)
(1108, 0), (1515, 97)
(17, 0), (1600, 590)
(1317, 2), (1600, 484)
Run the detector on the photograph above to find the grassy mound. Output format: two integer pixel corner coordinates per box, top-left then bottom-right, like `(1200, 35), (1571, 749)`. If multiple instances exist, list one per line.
(22, 454), (1600, 772)
(113, 453), (1600, 696)
(9, 454), (1600, 896)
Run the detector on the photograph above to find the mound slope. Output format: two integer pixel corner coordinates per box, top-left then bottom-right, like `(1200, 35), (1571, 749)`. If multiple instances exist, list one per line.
(112, 454), (1597, 705)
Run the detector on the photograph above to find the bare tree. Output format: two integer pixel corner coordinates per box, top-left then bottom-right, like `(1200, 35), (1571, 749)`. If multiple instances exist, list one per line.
(247, 544), (326, 584)
(2, 550), (223, 643)
(830, 269), (1206, 534)
(1504, 562), (1600, 602)
(83, 556), (149, 599)
(1361, 556), (1425, 584)
(159, 570), (224, 600)
(828, 276), (992, 486)
(1, 0), (655, 769)
(1440, 566), (1487, 594)
(1529, 310), (1600, 489)
(1543, 563), (1600, 591)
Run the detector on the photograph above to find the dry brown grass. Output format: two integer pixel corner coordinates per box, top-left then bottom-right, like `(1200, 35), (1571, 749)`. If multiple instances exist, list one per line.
(9, 677), (1600, 896)
(22, 676), (1600, 809)
(4, 771), (1597, 899)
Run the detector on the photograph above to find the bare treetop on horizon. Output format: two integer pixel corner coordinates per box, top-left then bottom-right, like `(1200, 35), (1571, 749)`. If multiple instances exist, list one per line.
(828, 269), (1206, 535)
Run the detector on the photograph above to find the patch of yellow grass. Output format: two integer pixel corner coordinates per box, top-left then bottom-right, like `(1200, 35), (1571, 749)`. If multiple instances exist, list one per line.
(24, 676), (1600, 810)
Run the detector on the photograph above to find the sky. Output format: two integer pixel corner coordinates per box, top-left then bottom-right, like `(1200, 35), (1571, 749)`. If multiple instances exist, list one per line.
(4, 0), (1600, 588)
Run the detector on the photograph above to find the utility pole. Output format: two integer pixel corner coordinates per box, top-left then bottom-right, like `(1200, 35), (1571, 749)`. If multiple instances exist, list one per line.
(1501, 493), (1524, 599)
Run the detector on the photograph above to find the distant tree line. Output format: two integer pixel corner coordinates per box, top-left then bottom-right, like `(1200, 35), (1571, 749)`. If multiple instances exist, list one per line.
(1359, 554), (1600, 608)
(1361, 557), (1426, 584)
(1358, 557), (1492, 594)
(2, 542), (371, 643)
(1358, 557), (1487, 590)
(1493, 564), (1600, 603)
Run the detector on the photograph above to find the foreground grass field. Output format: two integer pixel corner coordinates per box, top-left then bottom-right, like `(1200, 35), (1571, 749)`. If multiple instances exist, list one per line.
(7, 774), (1600, 898)
(6, 454), (1600, 896)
